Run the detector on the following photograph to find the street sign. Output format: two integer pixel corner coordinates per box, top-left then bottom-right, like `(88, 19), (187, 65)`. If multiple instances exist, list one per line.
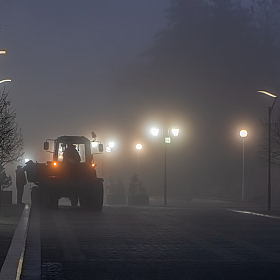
(165, 137), (171, 144)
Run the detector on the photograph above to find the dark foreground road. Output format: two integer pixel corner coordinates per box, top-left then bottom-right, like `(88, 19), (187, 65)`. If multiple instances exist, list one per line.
(30, 204), (280, 279)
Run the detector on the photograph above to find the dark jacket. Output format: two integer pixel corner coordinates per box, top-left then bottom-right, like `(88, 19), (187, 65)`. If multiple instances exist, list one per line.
(63, 146), (81, 164)
(16, 167), (27, 186)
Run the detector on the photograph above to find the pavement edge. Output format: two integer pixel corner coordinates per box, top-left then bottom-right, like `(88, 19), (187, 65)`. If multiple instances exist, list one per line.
(0, 204), (31, 280)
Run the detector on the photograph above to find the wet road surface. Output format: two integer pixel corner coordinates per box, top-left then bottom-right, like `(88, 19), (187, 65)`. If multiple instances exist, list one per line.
(30, 204), (280, 279)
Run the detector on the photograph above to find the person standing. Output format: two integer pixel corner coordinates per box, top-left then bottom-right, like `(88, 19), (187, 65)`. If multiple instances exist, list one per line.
(15, 165), (27, 204)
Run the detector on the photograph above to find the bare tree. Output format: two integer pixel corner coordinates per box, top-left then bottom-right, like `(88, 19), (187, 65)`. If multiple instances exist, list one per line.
(0, 89), (24, 167)
(0, 164), (12, 190)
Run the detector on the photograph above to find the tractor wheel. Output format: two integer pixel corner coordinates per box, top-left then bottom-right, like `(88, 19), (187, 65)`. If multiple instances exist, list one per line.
(31, 186), (40, 206)
(70, 197), (78, 207)
(48, 194), (59, 210)
(79, 193), (90, 209)
(80, 180), (104, 211)
(91, 181), (104, 211)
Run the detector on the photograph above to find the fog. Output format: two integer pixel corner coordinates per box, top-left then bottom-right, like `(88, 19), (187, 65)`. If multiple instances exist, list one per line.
(1, 0), (280, 203)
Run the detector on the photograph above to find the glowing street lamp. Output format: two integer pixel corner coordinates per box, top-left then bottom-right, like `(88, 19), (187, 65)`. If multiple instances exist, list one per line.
(136, 144), (142, 176)
(0, 79), (11, 84)
(136, 144), (142, 150)
(258, 90), (278, 211)
(172, 128), (179, 137)
(240, 130), (247, 201)
(151, 128), (159, 137)
(108, 142), (115, 149)
(0, 49), (8, 56)
(151, 126), (180, 206)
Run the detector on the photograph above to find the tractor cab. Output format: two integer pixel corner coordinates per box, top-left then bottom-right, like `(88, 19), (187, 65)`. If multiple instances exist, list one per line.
(44, 136), (98, 165)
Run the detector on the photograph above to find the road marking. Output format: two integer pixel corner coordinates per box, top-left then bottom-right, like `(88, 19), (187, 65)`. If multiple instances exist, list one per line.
(228, 209), (280, 220)
(0, 204), (31, 280)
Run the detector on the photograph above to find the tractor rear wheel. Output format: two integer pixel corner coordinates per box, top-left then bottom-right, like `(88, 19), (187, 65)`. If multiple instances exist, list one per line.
(91, 181), (104, 211)
(80, 180), (103, 211)
(48, 193), (59, 209)
(70, 197), (79, 207)
(31, 186), (40, 206)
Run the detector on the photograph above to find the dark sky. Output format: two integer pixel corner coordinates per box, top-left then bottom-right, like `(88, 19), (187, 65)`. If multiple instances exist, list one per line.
(0, 0), (170, 160)
(0, 0), (275, 201)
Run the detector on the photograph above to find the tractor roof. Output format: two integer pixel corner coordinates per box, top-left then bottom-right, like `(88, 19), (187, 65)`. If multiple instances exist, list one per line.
(56, 136), (90, 145)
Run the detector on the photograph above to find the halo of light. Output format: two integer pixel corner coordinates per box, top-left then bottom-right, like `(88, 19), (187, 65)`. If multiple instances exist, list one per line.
(172, 128), (179, 137)
(151, 128), (159, 136)
(136, 144), (142, 150)
(240, 130), (248, 138)
(108, 142), (115, 148)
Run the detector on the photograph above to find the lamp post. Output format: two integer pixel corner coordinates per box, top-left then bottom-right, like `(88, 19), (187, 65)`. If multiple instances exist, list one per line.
(258, 90), (278, 211)
(239, 130), (247, 201)
(151, 127), (179, 206)
(136, 144), (142, 177)
(105, 141), (115, 177)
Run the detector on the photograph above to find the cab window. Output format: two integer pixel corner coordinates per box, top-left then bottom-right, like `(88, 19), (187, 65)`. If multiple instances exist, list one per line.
(58, 143), (86, 163)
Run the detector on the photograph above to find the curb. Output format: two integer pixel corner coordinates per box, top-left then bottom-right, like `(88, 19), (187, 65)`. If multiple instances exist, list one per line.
(0, 204), (31, 280)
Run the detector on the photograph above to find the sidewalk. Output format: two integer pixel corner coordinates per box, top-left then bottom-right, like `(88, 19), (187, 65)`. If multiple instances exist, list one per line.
(0, 204), (25, 270)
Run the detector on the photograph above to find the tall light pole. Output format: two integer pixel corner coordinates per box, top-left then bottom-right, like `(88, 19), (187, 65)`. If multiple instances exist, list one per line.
(106, 141), (115, 177)
(151, 127), (179, 206)
(136, 144), (142, 177)
(240, 129), (247, 201)
(258, 90), (278, 211)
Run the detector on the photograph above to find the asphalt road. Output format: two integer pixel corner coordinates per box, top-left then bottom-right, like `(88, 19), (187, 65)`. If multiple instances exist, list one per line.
(26, 203), (280, 280)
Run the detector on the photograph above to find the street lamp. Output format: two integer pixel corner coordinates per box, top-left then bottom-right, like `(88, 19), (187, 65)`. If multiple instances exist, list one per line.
(258, 90), (278, 211)
(136, 144), (142, 177)
(104, 141), (115, 182)
(136, 144), (142, 150)
(151, 127), (179, 206)
(106, 142), (115, 153)
(108, 142), (115, 149)
(0, 79), (11, 84)
(240, 129), (247, 201)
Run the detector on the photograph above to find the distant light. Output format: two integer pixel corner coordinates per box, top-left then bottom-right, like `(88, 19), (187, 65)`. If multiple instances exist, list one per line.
(240, 130), (248, 138)
(25, 159), (30, 163)
(0, 49), (8, 56)
(91, 142), (98, 148)
(92, 163), (96, 167)
(0, 79), (11, 84)
(151, 128), (159, 137)
(106, 147), (112, 153)
(53, 162), (57, 166)
(136, 144), (142, 150)
(172, 128), (179, 137)
(258, 90), (277, 98)
(108, 142), (115, 149)
(165, 137), (171, 144)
